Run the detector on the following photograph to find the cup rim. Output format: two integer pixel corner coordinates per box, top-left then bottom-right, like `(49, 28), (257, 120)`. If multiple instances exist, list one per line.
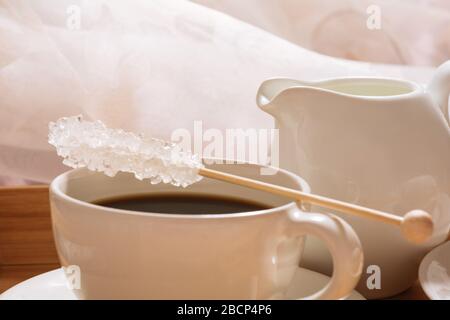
(50, 159), (311, 219)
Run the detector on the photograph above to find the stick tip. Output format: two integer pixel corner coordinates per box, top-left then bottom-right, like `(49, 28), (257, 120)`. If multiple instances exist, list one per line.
(401, 210), (434, 244)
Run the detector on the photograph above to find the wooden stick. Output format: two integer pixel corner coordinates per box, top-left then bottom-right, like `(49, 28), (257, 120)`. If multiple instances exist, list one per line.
(198, 167), (434, 244)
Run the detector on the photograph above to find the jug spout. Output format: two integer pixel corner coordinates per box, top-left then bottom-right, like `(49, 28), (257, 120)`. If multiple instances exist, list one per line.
(256, 78), (308, 116)
(428, 60), (450, 126)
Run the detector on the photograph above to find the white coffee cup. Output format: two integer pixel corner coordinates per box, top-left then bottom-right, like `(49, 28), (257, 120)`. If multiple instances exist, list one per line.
(50, 161), (363, 299)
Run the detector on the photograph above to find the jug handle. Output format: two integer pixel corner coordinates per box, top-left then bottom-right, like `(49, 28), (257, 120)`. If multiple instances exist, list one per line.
(428, 60), (450, 126)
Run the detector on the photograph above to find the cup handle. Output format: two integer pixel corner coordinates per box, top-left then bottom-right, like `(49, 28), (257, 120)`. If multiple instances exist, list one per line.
(287, 208), (364, 300)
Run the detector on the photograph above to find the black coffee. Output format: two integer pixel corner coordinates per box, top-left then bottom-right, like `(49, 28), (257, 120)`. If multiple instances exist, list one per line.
(93, 194), (270, 215)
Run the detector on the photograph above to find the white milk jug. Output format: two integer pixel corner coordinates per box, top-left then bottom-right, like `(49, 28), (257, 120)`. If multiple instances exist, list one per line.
(257, 61), (450, 298)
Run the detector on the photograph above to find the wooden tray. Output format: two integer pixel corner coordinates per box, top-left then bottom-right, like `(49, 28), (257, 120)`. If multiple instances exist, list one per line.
(0, 185), (427, 299)
(0, 185), (59, 293)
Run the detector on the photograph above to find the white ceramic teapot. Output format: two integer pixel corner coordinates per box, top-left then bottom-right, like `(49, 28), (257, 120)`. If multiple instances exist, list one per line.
(257, 61), (450, 299)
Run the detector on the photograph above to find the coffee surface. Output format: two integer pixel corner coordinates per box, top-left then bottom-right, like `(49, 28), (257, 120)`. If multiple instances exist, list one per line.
(94, 193), (270, 214)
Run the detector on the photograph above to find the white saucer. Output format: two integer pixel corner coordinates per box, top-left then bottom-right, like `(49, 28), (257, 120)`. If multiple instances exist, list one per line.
(419, 241), (450, 300)
(0, 267), (365, 300)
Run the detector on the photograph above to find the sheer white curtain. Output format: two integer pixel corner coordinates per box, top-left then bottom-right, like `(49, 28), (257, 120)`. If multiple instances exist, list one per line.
(0, 0), (439, 184)
(193, 0), (450, 66)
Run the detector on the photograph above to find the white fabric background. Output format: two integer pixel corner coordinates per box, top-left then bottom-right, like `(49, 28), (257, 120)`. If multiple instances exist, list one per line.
(194, 0), (450, 66)
(0, 0), (447, 184)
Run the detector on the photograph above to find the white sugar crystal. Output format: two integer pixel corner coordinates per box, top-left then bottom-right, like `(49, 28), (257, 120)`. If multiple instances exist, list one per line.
(48, 115), (203, 187)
